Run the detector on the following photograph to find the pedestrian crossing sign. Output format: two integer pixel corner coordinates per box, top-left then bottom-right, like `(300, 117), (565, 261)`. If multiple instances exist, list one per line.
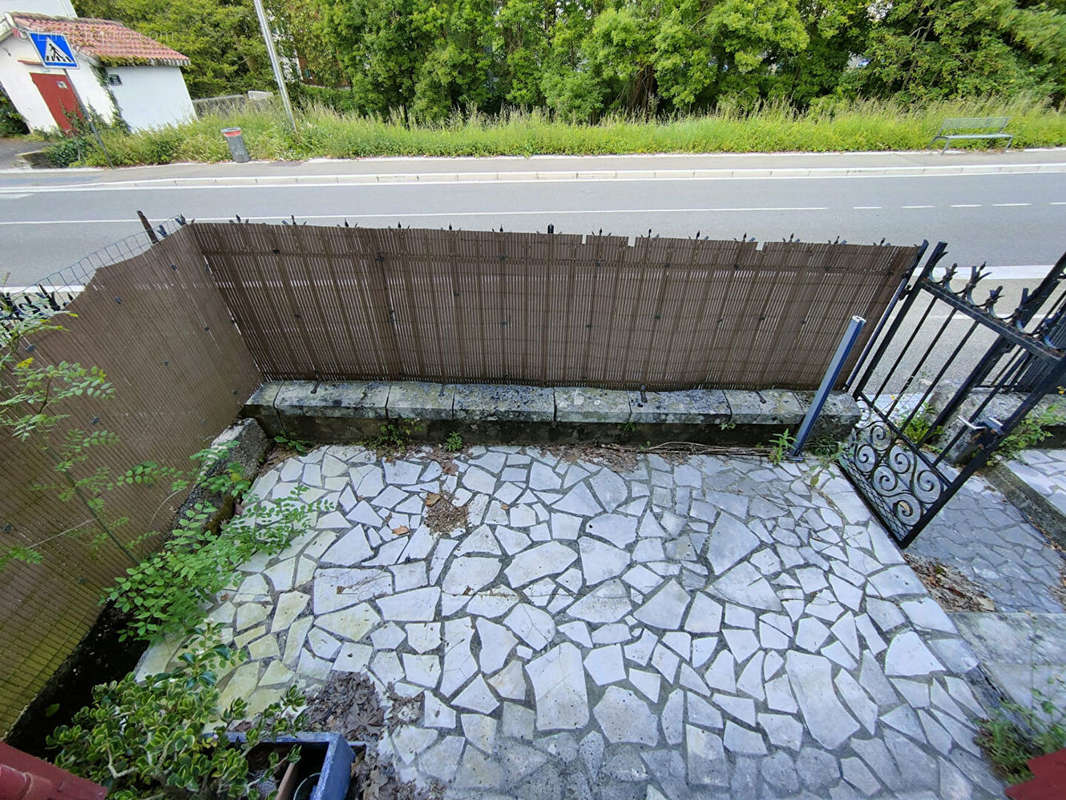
(29, 32), (78, 68)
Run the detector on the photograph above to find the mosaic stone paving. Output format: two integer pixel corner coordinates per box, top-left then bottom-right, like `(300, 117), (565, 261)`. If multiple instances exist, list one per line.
(140, 445), (1004, 799)
(909, 471), (1064, 614)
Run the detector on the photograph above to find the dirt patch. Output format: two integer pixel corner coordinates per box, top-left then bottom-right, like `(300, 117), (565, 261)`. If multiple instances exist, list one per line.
(547, 441), (764, 471)
(423, 491), (468, 533)
(261, 444), (306, 473)
(904, 554), (996, 612)
(304, 672), (442, 800)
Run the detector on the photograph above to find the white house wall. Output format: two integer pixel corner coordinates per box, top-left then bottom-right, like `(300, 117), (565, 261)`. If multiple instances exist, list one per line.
(105, 65), (193, 131)
(0, 33), (115, 132)
(0, 0), (76, 18)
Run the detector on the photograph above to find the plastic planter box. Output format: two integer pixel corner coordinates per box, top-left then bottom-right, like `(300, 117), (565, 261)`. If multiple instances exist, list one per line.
(229, 731), (356, 800)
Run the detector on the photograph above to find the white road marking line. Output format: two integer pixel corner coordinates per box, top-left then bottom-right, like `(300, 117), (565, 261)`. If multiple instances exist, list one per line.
(950, 203), (981, 208)
(901, 205), (934, 209)
(0, 206), (832, 226)
(1051, 201), (1066, 205)
(992, 202), (1031, 207)
(0, 193), (29, 200)
(853, 206), (881, 210)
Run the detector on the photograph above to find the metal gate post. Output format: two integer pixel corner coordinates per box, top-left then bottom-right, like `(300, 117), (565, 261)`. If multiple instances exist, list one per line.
(789, 315), (866, 460)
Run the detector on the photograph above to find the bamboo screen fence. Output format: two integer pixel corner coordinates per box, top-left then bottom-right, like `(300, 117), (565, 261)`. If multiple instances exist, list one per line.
(193, 223), (919, 389)
(0, 231), (259, 734)
(2, 221), (917, 733)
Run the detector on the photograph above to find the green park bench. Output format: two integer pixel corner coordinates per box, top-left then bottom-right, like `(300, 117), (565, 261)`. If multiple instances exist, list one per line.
(931, 116), (1013, 153)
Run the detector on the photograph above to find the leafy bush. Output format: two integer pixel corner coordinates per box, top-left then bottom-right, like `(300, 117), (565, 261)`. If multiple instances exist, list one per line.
(992, 401), (1066, 464)
(107, 487), (331, 641)
(48, 628), (304, 800)
(978, 682), (1066, 783)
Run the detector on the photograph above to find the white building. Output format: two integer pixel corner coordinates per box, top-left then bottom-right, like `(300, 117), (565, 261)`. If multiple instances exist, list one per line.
(0, 4), (195, 133)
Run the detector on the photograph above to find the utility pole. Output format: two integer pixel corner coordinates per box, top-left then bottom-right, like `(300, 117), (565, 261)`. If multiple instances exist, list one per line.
(252, 0), (297, 132)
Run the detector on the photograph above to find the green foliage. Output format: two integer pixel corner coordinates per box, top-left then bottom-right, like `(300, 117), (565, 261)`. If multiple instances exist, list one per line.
(306, 0), (1066, 121)
(74, 0), (273, 98)
(992, 402), (1066, 464)
(55, 97), (1066, 167)
(977, 680), (1066, 783)
(48, 627), (304, 800)
(767, 429), (796, 465)
(0, 85), (27, 136)
(0, 309), (127, 567)
(900, 402), (944, 447)
(368, 422), (413, 455)
(107, 488), (330, 641)
(273, 433), (312, 455)
(443, 431), (464, 452)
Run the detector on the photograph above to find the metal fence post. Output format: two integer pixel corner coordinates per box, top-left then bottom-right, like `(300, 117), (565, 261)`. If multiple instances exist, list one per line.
(789, 315), (866, 460)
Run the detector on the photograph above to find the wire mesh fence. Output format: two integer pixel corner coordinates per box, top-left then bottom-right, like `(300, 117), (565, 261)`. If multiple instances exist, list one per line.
(1, 216), (188, 322)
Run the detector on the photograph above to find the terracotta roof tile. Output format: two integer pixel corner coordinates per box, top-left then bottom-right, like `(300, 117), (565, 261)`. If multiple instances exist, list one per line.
(10, 13), (190, 66)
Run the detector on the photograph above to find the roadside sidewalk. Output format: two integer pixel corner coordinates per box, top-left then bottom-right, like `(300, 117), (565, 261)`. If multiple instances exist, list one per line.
(2, 146), (1065, 190)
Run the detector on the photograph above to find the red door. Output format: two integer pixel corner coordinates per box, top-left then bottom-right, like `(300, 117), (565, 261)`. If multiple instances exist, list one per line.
(29, 73), (82, 132)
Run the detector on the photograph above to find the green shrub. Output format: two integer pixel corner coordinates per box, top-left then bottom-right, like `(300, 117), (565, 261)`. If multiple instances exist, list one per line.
(48, 628), (304, 800)
(978, 682), (1066, 783)
(107, 487), (331, 642)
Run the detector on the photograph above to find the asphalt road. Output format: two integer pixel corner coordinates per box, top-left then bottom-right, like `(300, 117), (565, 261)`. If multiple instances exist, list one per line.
(1, 150), (1064, 286)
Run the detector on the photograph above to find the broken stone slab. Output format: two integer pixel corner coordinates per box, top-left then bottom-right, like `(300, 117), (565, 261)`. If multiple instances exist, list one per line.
(554, 386), (631, 423)
(628, 389), (730, 425)
(452, 383), (555, 422)
(387, 382), (455, 420)
(242, 381), (284, 435)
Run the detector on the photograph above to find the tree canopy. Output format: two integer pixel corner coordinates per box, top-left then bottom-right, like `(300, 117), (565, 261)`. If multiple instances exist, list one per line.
(78, 0), (1066, 115)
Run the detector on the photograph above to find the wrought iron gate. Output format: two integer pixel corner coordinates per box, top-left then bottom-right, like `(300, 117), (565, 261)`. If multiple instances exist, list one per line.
(839, 242), (1066, 548)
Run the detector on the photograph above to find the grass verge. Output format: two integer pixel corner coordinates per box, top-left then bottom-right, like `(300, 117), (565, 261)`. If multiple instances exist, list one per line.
(44, 96), (1066, 167)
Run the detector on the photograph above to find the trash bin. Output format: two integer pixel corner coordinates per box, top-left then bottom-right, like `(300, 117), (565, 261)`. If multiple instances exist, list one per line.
(221, 127), (250, 163)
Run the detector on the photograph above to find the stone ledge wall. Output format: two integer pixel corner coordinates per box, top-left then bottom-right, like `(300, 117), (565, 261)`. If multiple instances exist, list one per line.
(243, 382), (861, 447)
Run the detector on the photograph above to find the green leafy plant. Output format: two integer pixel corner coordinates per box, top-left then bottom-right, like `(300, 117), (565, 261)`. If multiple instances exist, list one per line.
(806, 437), (849, 485)
(367, 422), (412, 455)
(0, 308), (134, 567)
(767, 429), (796, 465)
(443, 431), (464, 452)
(991, 402), (1065, 464)
(107, 488), (331, 642)
(48, 627), (304, 800)
(978, 681), (1066, 784)
(900, 402), (944, 447)
(273, 433), (311, 455)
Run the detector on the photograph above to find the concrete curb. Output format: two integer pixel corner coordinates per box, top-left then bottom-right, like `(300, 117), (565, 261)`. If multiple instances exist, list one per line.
(242, 380), (860, 446)
(7, 160), (1066, 190)
(984, 462), (1066, 549)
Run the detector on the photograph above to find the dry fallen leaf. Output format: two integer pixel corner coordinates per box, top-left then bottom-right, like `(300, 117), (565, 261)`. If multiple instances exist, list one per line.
(392, 525), (410, 535)
(425, 493), (441, 507)
(501, 503), (510, 511)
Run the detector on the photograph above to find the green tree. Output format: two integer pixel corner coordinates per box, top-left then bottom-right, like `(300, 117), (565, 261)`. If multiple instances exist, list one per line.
(74, 0), (274, 97)
(850, 0), (1066, 101)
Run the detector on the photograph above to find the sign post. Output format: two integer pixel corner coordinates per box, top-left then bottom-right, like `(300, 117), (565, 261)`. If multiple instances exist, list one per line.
(252, 0), (297, 132)
(28, 31), (113, 167)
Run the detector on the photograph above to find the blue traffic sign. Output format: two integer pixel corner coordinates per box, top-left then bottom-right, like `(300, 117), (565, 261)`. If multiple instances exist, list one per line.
(29, 32), (78, 68)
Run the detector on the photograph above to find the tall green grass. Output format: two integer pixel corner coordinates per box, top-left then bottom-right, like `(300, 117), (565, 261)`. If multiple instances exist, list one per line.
(60, 96), (1066, 167)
